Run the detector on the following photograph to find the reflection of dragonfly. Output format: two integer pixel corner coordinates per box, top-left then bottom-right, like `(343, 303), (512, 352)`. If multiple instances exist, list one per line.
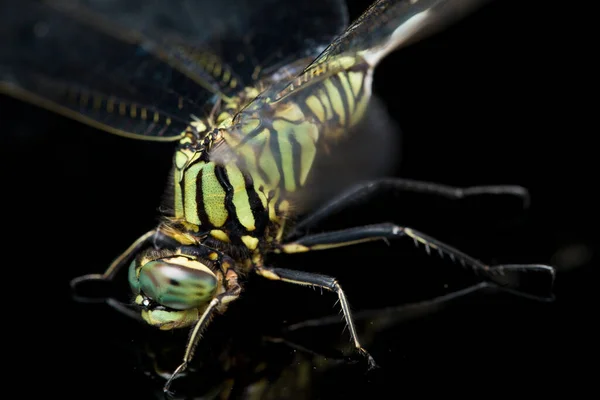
(130, 282), (492, 400)
(1, 0), (555, 394)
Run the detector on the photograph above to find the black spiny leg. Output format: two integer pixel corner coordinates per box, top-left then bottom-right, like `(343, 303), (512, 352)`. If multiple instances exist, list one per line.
(69, 229), (177, 319)
(287, 179), (530, 239)
(164, 270), (241, 394)
(280, 223), (555, 302)
(71, 229), (158, 288)
(255, 266), (377, 369)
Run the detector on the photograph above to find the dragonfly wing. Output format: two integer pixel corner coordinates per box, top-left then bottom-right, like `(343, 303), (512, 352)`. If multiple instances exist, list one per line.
(308, 0), (491, 68)
(0, 1), (220, 141)
(210, 0), (490, 211)
(1, 0), (350, 141)
(63, 0), (350, 92)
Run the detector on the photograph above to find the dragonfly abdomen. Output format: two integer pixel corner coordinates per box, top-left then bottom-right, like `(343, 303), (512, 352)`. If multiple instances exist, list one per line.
(242, 63), (373, 194)
(300, 66), (373, 135)
(225, 62), (374, 203)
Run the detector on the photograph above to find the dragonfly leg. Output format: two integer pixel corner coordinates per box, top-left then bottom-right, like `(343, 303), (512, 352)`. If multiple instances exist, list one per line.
(164, 270), (241, 394)
(255, 266), (377, 370)
(280, 223), (555, 302)
(287, 178), (530, 239)
(70, 229), (158, 288)
(284, 282), (490, 333)
(70, 229), (180, 307)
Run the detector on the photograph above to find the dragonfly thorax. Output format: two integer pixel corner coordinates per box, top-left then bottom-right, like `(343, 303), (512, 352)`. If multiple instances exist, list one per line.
(166, 128), (283, 254)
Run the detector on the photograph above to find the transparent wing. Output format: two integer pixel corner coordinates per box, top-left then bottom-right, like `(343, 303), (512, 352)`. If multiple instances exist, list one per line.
(211, 0), (488, 208)
(0, 0), (349, 141)
(70, 0), (350, 90)
(0, 1), (219, 141)
(306, 0), (490, 68)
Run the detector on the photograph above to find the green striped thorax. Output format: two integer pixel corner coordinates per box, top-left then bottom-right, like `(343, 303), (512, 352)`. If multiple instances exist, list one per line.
(129, 246), (225, 330)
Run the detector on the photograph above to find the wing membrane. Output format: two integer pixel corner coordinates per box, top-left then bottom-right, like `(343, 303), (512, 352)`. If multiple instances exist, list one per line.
(1, 0), (349, 141)
(211, 0), (490, 207)
(52, 0), (350, 93)
(307, 0), (490, 68)
(0, 1), (221, 140)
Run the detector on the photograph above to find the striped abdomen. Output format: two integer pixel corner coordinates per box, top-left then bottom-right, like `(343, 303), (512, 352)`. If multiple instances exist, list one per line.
(225, 56), (373, 196)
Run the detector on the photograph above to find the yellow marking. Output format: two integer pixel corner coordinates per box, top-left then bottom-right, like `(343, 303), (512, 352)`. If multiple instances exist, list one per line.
(278, 200), (290, 213)
(241, 235), (259, 251)
(210, 229), (230, 243)
(230, 78), (237, 88)
(166, 255), (216, 276)
(107, 98), (115, 113)
(290, 120), (319, 185)
(183, 161), (204, 225)
(130, 104), (137, 118)
(311, 237), (384, 252)
(281, 243), (310, 254)
(273, 121), (296, 192)
(153, 112), (159, 123)
(268, 202), (277, 222)
(234, 142), (262, 191)
(241, 118), (260, 133)
(258, 130), (280, 185)
(324, 79), (345, 125)
(222, 69), (231, 83)
(119, 103), (126, 116)
(274, 102), (304, 122)
(348, 71), (364, 97)
(213, 63), (222, 77)
(217, 112), (232, 125)
(267, 190), (280, 222)
(339, 73), (355, 114)
(258, 269), (281, 281)
(143, 308), (200, 330)
(180, 220), (200, 233)
(225, 164), (256, 231)
(166, 117), (172, 125)
(202, 163), (228, 227)
(141, 108), (148, 120)
(134, 295), (144, 305)
(310, 63), (326, 79)
(244, 87), (260, 99)
(174, 167), (184, 218)
(318, 88), (333, 120)
(254, 184), (268, 209)
(305, 95), (326, 122)
(208, 252), (219, 261)
(190, 119), (207, 132)
(0, 83), (185, 142)
(179, 135), (193, 145)
(160, 222), (199, 242)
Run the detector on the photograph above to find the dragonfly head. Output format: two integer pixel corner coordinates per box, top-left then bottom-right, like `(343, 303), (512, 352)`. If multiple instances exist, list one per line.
(128, 246), (224, 330)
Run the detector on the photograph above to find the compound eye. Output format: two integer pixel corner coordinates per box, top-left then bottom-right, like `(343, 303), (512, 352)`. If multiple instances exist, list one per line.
(138, 257), (218, 310)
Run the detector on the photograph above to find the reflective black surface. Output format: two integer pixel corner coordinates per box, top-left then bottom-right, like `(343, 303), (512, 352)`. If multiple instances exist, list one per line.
(1, 1), (591, 399)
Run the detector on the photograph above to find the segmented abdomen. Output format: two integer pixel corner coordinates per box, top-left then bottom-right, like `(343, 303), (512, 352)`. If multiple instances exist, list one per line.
(227, 57), (373, 196)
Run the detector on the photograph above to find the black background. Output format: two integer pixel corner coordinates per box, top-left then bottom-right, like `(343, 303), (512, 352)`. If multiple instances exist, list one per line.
(0, 0), (592, 399)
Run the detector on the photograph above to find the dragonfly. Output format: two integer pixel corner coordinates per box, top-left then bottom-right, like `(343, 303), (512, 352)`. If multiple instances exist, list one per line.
(0, 0), (556, 393)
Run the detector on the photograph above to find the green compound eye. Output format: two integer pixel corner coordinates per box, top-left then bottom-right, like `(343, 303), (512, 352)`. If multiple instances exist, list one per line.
(137, 259), (218, 310)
